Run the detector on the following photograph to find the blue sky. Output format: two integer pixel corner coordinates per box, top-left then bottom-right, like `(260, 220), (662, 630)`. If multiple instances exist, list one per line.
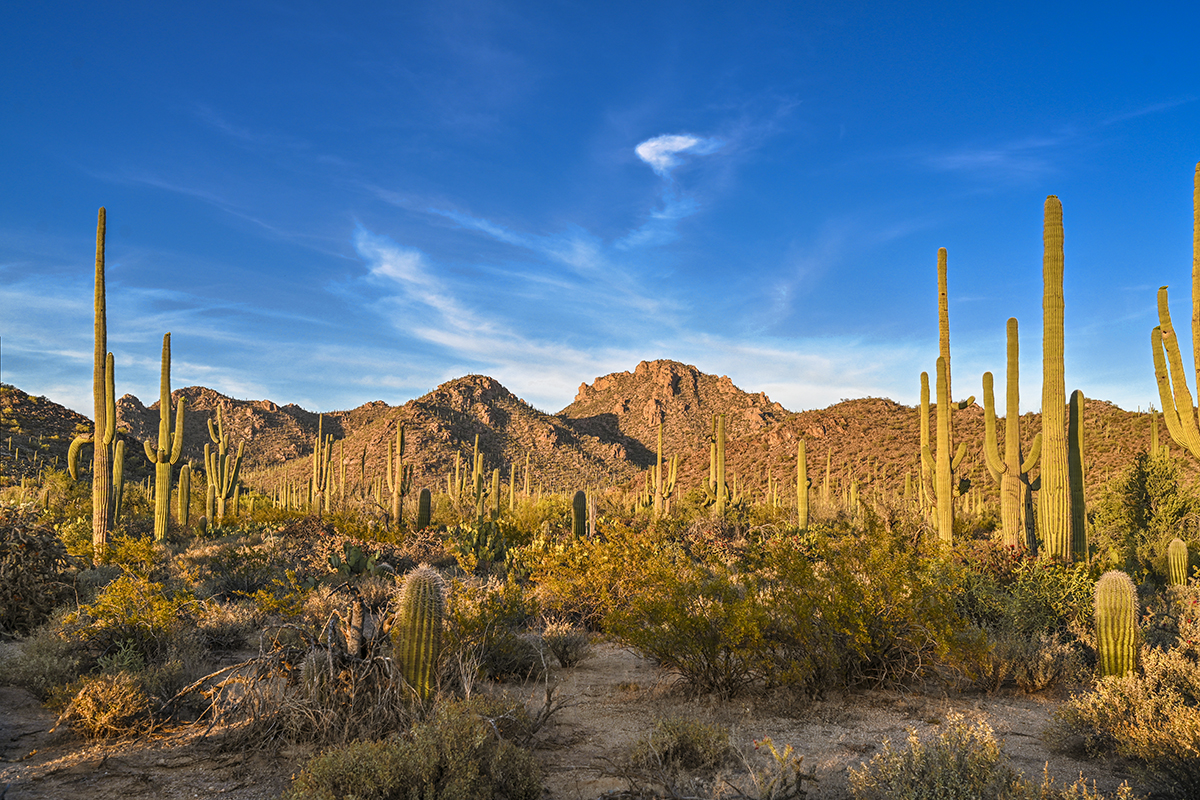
(1, 2), (1198, 417)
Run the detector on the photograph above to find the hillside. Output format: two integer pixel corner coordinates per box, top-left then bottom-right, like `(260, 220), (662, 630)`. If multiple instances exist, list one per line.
(2, 360), (1187, 509)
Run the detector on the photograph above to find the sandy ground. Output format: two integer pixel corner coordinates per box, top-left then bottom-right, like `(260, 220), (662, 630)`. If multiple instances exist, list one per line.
(0, 642), (1139, 799)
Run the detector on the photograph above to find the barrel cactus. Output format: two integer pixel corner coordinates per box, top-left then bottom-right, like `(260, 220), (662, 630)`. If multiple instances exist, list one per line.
(393, 565), (446, 701)
(1095, 570), (1138, 678)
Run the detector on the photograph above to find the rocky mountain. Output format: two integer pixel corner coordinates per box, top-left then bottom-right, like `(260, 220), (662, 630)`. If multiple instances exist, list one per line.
(2, 359), (1184, 508)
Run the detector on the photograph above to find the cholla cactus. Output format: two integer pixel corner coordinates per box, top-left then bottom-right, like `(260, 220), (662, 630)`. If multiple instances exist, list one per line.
(1095, 570), (1138, 678)
(393, 565), (445, 701)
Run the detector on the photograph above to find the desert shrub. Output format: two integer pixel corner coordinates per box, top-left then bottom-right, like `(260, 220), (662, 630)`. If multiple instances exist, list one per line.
(279, 697), (542, 800)
(444, 575), (542, 683)
(61, 573), (197, 669)
(0, 614), (88, 700)
(196, 599), (266, 651)
(541, 617), (592, 667)
(628, 715), (734, 777)
(58, 671), (153, 738)
(1092, 451), (1198, 583)
(1049, 636), (1200, 797)
(849, 714), (1019, 800)
(0, 505), (73, 635)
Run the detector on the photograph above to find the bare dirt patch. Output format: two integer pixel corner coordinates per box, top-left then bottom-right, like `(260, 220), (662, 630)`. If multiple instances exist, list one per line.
(1, 642), (1138, 799)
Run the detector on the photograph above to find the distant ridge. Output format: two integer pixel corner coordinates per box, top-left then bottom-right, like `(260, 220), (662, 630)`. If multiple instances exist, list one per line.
(4, 361), (1177, 505)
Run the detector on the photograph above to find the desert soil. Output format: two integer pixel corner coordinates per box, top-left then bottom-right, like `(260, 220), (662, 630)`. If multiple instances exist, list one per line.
(0, 642), (1138, 799)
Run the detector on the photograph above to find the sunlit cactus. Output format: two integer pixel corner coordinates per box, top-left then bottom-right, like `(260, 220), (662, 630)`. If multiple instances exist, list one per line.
(143, 333), (186, 540)
(1040, 196), (1072, 561)
(177, 463), (192, 529)
(797, 439), (809, 528)
(1095, 570), (1138, 678)
(982, 318), (1042, 550)
(205, 406), (244, 520)
(1151, 163), (1200, 461)
(386, 425), (411, 528)
(393, 564), (445, 701)
(1168, 537), (1189, 587)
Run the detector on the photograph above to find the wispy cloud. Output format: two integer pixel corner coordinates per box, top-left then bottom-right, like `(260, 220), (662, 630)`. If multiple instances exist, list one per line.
(924, 134), (1070, 183)
(634, 134), (724, 177)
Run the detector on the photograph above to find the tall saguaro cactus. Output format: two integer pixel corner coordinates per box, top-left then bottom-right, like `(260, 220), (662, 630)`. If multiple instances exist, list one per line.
(1152, 163), (1200, 460)
(1068, 389), (1087, 560)
(394, 565), (445, 701)
(143, 333), (186, 540)
(652, 420), (678, 519)
(91, 209), (114, 559)
(797, 439), (809, 528)
(983, 318), (1042, 550)
(386, 425), (411, 528)
(706, 413), (728, 514)
(1040, 196), (1073, 561)
(922, 357), (968, 542)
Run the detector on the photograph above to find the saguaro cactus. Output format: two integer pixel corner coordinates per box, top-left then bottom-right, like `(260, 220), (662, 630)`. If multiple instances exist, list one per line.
(205, 406), (244, 520)
(706, 413), (728, 514)
(652, 420), (678, 519)
(572, 489), (587, 538)
(1068, 389), (1087, 560)
(177, 463), (192, 529)
(1168, 537), (1189, 587)
(91, 209), (114, 558)
(797, 439), (809, 528)
(143, 333), (186, 541)
(1095, 570), (1138, 678)
(1040, 196), (1073, 561)
(922, 357), (968, 542)
(394, 564), (445, 701)
(982, 318), (1042, 550)
(1152, 163), (1200, 460)
(386, 425), (411, 528)
(416, 487), (432, 530)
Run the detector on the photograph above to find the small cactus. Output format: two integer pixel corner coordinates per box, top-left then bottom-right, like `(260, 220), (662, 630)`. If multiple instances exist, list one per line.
(572, 490), (587, 538)
(394, 565), (445, 701)
(1095, 570), (1138, 678)
(1168, 537), (1189, 587)
(416, 487), (432, 530)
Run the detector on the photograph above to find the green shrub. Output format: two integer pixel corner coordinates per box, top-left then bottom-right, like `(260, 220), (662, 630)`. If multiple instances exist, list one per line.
(444, 575), (541, 683)
(628, 715), (734, 785)
(0, 615), (88, 700)
(850, 714), (1018, 800)
(280, 697), (542, 800)
(541, 618), (592, 667)
(0, 506), (75, 635)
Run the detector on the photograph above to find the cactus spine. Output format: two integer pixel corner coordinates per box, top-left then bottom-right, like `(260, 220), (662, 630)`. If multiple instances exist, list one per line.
(797, 439), (809, 528)
(395, 565), (445, 701)
(983, 318), (1043, 550)
(1151, 163), (1200, 460)
(1095, 570), (1138, 677)
(205, 406), (244, 520)
(143, 333), (186, 541)
(572, 489), (587, 538)
(1039, 196), (1073, 560)
(1168, 537), (1189, 587)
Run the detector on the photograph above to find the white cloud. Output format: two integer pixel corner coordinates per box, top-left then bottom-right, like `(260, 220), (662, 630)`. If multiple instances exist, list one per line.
(635, 134), (723, 177)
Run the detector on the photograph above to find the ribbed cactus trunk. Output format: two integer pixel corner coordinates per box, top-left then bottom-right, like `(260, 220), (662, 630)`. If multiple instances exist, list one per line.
(1068, 389), (1087, 560)
(91, 209), (113, 559)
(1040, 196), (1072, 561)
(395, 565), (445, 701)
(983, 318), (1043, 550)
(797, 439), (809, 528)
(572, 489), (587, 538)
(933, 357), (954, 542)
(937, 248), (954, 451)
(919, 371), (932, 524)
(1168, 537), (1189, 587)
(1095, 570), (1138, 678)
(416, 487), (432, 530)
(178, 463), (191, 529)
(144, 333), (186, 541)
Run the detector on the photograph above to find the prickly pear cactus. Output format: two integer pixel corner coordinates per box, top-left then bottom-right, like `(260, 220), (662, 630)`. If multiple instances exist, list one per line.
(1095, 570), (1138, 678)
(1168, 538), (1189, 587)
(393, 564), (445, 701)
